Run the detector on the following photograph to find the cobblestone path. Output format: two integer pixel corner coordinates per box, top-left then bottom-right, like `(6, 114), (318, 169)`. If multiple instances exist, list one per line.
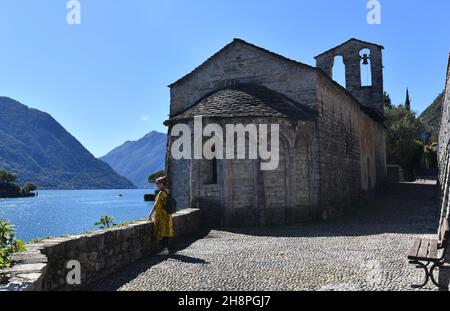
(91, 180), (441, 291)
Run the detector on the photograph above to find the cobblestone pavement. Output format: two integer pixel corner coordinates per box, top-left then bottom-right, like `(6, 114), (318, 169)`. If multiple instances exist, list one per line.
(91, 180), (442, 291)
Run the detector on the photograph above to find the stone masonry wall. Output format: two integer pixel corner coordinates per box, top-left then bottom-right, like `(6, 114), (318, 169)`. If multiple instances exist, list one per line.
(0, 209), (201, 291)
(439, 55), (450, 223)
(315, 73), (385, 218)
(438, 54), (450, 287)
(186, 116), (318, 227)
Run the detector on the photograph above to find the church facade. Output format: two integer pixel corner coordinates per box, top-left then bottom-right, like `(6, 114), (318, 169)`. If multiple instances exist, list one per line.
(164, 38), (387, 227)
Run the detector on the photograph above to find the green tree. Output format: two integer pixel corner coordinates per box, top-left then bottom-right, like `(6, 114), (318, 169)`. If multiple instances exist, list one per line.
(0, 170), (17, 184)
(148, 170), (165, 184)
(385, 105), (425, 173)
(0, 220), (26, 269)
(94, 216), (115, 229)
(384, 92), (393, 110)
(22, 183), (38, 194)
(0, 182), (21, 197)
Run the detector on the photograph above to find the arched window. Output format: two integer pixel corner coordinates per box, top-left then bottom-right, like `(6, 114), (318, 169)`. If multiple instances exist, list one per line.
(360, 48), (372, 87)
(332, 55), (346, 88)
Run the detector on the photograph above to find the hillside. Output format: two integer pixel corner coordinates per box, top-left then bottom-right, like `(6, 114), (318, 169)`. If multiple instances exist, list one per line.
(419, 91), (445, 141)
(100, 131), (167, 188)
(0, 97), (136, 189)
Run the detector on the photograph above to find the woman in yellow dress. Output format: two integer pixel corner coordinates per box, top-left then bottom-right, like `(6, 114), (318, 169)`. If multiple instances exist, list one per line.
(149, 176), (174, 255)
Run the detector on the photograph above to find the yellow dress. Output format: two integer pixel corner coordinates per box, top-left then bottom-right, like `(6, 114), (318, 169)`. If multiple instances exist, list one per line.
(151, 190), (174, 241)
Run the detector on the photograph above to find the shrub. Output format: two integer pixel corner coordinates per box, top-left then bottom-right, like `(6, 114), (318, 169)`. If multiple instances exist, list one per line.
(385, 106), (425, 171)
(0, 220), (26, 269)
(22, 183), (38, 194)
(0, 182), (21, 197)
(94, 216), (115, 229)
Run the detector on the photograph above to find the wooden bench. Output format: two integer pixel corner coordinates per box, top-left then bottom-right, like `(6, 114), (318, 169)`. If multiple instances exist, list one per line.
(407, 217), (450, 288)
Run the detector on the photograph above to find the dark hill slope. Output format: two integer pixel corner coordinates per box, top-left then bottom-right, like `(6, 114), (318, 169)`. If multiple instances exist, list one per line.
(0, 97), (135, 189)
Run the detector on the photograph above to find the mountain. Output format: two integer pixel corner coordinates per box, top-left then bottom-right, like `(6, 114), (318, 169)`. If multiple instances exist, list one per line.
(100, 131), (167, 188)
(419, 91), (445, 141)
(0, 97), (135, 189)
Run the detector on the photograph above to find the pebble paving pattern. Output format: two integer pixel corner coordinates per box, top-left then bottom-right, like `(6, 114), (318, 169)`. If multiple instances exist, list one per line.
(91, 181), (442, 291)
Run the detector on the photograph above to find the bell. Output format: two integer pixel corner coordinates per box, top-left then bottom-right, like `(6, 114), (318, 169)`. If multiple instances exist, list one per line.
(361, 54), (370, 65)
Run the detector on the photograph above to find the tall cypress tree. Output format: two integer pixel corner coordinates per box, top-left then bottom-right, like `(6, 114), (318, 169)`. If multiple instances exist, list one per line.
(405, 88), (411, 111)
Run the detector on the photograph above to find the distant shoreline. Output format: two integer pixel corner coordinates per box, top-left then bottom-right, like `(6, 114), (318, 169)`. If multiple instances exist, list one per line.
(32, 187), (155, 191)
(0, 188), (155, 194)
(0, 193), (36, 199)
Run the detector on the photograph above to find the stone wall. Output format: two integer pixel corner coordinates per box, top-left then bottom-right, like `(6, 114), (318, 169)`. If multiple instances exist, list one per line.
(438, 54), (450, 287)
(187, 117), (318, 227)
(439, 55), (450, 223)
(315, 73), (386, 218)
(0, 209), (201, 291)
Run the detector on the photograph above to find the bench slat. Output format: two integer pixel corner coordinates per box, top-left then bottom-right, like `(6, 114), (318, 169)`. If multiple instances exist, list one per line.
(428, 239), (438, 259)
(408, 238), (422, 258)
(418, 238), (430, 259)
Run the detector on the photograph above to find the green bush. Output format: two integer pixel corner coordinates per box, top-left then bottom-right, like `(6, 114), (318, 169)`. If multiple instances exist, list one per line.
(0, 220), (26, 269)
(0, 182), (21, 197)
(22, 183), (37, 194)
(94, 216), (115, 229)
(0, 170), (38, 197)
(0, 171), (18, 184)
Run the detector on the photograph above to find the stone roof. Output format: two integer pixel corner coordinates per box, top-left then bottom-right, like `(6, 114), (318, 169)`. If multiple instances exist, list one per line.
(164, 84), (318, 125)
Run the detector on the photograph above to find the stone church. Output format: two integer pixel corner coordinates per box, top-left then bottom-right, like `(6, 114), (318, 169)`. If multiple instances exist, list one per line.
(164, 38), (387, 227)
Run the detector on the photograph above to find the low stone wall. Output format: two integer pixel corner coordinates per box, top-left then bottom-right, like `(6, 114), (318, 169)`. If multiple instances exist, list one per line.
(0, 208), (201, 291)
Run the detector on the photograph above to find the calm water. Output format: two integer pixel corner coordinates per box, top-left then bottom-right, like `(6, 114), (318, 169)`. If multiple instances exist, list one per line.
(0, 188), (156, 242)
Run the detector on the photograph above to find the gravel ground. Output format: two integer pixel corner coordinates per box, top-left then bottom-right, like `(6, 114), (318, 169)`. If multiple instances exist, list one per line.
(90, 180), (443, 291)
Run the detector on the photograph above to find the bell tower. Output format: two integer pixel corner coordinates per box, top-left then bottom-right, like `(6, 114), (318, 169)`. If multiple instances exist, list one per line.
(315, 38), (384, 115)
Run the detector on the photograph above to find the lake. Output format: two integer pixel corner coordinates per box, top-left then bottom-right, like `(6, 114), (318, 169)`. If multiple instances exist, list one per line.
(0, 188), (156, 242)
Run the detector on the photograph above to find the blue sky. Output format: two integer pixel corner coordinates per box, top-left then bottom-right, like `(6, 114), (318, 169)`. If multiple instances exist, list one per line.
(0, 0), (449, 157)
